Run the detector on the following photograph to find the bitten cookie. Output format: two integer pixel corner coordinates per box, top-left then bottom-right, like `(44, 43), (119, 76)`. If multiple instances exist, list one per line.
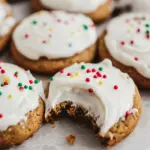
(0, 0), (15, 52)
(45, 59), (142, 147)
(31, 0), (111, 23)
(0, 62), (44, 149)
(11, 11), (97, 74)
(99, 13), (150, 88)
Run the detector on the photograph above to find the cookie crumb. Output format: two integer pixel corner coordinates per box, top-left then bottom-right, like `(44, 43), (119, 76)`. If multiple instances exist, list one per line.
(66, 134), (76, 145)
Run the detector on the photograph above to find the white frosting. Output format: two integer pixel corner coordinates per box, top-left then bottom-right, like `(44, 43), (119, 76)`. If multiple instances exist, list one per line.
(40, 0), (107, 13)
(0, 2), (15, 37)
(45, 59), (135, 136)
(105, 13), (150, 79)
(0, 62), (44, 131)
(13, 11), (97, 60)
(133, 0), (150, 12)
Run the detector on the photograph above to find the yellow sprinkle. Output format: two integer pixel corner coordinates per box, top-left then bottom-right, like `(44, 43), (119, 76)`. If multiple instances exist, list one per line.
(38, 10), (45, 15)
(75, 73), (80, 76)
(4, 77), (9, 82)
(72, 31), (75, 35)
(8, 94), (12, 99)
(127, 29), (131, 33)
(130, 24), (134, 27)
(70, 74), (75, 78)
(50, 28), (54, 31)
(99, 81), (103, 85)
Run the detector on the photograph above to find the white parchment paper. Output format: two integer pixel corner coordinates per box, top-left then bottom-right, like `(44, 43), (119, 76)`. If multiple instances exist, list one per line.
(3, 1), (150, 150)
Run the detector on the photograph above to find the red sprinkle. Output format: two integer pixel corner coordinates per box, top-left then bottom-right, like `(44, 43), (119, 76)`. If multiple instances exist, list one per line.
(93, 75), (97, 78)
(146, 34), (150, 39)
(14, 74), (18, 78)
(4, 82), (8, 86)
(90, 24), (95, 28)
(0, 66), (2, 69)
(85, 78), (90, 82)
(86, 69), (91, 73)
(57, 19), (62, 23)
(1, 69), (5, 74)
(29, 80), (33, 84)
(114, 85), (118, 90)
(96, 72), (102, 77)
(42, 40), (46, 44)
(19, 87), (24, 91)
(121, 41), (125, 45)
(67, 73), (71, 76)
(0, 114), (3, 118)
(25, 34), (29, 38)
(60, 69), (64, 73)
(134, 57), (139, 61)
(137, 28), (141, 33)
(103, 75), (107, 79)
(88, 88), (93, 93)
(126, 111), (130, 117)
(130, 40), (134, 45)
(92, 68), (96, 72)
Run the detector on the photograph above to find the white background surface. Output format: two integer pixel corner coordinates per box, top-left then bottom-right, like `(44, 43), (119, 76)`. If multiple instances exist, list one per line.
(3, 1), (150, 150)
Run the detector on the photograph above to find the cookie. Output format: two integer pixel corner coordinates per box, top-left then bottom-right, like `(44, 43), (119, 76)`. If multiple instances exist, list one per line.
(31, 0), (111, 23)
(0, 0), (16, 52)
(11, 11), (97, 74)
(99, 13), (150, 88)
(45, 59), (142, 147)
(0, 62), (44, 148)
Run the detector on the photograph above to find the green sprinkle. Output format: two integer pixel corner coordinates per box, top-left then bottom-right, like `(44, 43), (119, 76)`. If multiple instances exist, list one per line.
(24, 85), (28, 89)
(81, 65), (86, 70)
(18, 83), (22, 87)
(83, 24), (88, 30)
(146, 30), (150, 34)
(1, 84), (4, 87)
(49, 76), (54, 81)
(29, 86), (33, 90)
(34, 80), (39, 84)
(99, 67), (103, 71)
(145, 24), (150, 28)
(32, 20), (37, 25)
(0, 92), (2, 96)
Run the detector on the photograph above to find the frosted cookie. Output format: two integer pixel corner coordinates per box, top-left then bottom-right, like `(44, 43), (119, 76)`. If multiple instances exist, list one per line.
(0, 62), (44, 149)
(45, 59), (142, 147)
(0, 0), (16, 52)
(11, 11), (97, 74)
(99, 13), (150, 88)
(31, 0), (111, 23)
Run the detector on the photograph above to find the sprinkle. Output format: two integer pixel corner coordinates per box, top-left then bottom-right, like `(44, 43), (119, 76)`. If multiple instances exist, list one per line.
(99, 67), (103, 71)
(25, 34), (29, 38)
(85, 78), (90, 82)
(18, 82), (22, 87)
(29, 80), (33, 84)
(67, 73), (71, 76)
(29, 86), (33, 90)
(145, 24), (150, 28)
(70, 74), (75, 78)
(34, 80), (39, 84)
(57, 19), (62, 23)
(103, 75), (107, 79)
(50, 28), (54, 31)
(60, 69), (64, 73)
(24, 85), (28, 89)
(1, 69), (5, 74)
(32, 20), (37, 25)
(96, 72), (102, 77)
(90, 24), (95, 28)
(130, 40), (134, 45)
(49, 76), (54, 81)
(0, 92), (2, 96)
(137, 28), (141, 33)
(92, 68), (96, 72)
(120, 41), (125, 46)
(93, 75), (97, 78)
(42, 40), (47, 44)
(1, 84), (4, 87)
(99, 81), (103, 85)
(134, 57), (139, 61)
(75, 73), (80, 76)
(81, 65), (86, 70)
(126, 111), (130, 117)
(86, 69), (91, 73)
(146, 30), (150, 34)
(4, 77), (9, 82)
(0, 114), (3, 119)
(83, 24), (88, 30)
(19, 87), (24, 91)
(4, 82), (8, 86)
(146, 34), (150, 39)
(88, 88), (93, 93)
(8, 94), (12, 99)
(114, 85), (118, 90)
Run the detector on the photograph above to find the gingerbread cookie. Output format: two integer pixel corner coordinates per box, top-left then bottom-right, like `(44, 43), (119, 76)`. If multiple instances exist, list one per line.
(99, 13), (150, 88)
(0, 0), (15, 52)
(0, 62), (44, 148)
(45, 59), (142, 147)
(31, 0), (111, 23)
(11, 11), (97, 74)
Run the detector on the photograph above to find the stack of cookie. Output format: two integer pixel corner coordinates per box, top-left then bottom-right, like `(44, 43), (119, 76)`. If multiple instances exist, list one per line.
(0, 0), (147, 149)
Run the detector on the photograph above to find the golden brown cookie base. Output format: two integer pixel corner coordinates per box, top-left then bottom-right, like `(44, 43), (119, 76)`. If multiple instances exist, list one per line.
(45, 87), (141, 147)
(0, 98), (44, 149)
(31, 0), (111, 23)
(99, 32), (150, 88)
(11, 40), (96, 74)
